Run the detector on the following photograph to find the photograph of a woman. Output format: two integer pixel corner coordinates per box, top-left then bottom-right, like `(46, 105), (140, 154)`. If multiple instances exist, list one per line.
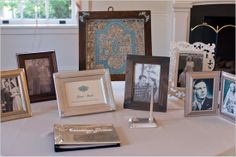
(221, 80), (236, 116)
(1, 78), (24, 113)
(177, 53), (203, 87)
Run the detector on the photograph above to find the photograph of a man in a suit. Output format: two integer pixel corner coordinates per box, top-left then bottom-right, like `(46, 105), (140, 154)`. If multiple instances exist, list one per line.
(192, 79), (213, 111)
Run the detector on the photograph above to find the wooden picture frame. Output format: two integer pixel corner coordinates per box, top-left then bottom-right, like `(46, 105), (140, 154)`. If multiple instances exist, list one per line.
(185, 71), (220, 117)
(1, 69), (32, 122)
(79, 10), (152, 81)
(17, 50), (58, 102)
(219, 72), (236, 123)
(169, 42), (215, 99)
(53, 69), (116, 117)
(124, 55), (170, 112)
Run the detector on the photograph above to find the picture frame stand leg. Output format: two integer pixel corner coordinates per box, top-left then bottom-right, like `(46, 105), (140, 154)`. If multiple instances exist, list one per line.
(129, 86), (158, 128)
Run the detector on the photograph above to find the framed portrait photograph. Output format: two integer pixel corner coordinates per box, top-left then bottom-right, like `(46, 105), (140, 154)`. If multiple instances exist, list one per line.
(176, 52), (204, 88)
(219, 72), (236, 122)
(79, 10), (152, 81)
(1, 69), (32, 122)
(17, 50), (58, 102)
(124, 55), (170, 112)
(185, 71), (220, 116)
(53, 69), (116, 117)
(169, 41), (215, 99)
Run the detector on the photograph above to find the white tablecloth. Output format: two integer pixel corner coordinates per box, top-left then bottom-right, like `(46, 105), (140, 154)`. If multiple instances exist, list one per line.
(1, 82), (235, 156)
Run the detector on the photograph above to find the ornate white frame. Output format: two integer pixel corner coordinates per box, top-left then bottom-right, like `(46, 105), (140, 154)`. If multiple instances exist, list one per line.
(169, 41), (215, 99)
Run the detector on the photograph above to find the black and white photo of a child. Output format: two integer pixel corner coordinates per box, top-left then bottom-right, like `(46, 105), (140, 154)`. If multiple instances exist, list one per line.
(1, 78), (23, 113)
(133, 63), (160, 103)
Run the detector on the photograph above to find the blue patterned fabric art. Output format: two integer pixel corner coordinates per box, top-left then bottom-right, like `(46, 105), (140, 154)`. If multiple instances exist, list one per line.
(86, 19), (145, 74)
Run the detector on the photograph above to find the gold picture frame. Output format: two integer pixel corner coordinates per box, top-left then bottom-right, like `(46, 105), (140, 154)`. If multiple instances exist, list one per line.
(185, 71), (220, 117)
(1, 69), (32, 122)
(53, 69), (116, 117)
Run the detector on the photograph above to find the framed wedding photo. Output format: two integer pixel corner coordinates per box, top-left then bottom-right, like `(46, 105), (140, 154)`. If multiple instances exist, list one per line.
(185, 71), (220, 117)
(1, 69), (32, 122)
(176, 52), (204, 88)
(124, 55), (170, 112)
(53, 69), (116, 117)
(17, 50), (58, 102)
(219, 72), (236, 122)
(79, 10), (152, 81)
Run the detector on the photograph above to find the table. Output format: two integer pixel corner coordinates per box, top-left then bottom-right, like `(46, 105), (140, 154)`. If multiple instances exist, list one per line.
(1, 82), (235, 156)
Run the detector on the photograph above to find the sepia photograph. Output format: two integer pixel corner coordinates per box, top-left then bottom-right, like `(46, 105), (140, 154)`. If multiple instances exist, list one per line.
(220, 72), (236, 122)
(192, 78), (213, 111)
(17, 51), (58, 102)
(25, 58), (53, 96)
(1, 77), (24, 113)
(133, 63), (160, 103)
(177, 53), (203, 87)
(1, 69), (32, 122)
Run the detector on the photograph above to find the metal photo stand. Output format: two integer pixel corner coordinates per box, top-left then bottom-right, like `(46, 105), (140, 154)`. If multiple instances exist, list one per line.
(129, 86), (158, 128)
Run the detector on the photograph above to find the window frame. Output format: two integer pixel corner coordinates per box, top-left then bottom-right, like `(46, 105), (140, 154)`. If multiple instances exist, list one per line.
(0, 0), (78, 25)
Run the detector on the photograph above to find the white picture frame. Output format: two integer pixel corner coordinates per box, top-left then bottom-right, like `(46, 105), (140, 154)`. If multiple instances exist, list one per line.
(53, 69), (116, 117)
(169, 41), (215, 99)
(185, 71), (220, 117)
(219, 72), (236, 123)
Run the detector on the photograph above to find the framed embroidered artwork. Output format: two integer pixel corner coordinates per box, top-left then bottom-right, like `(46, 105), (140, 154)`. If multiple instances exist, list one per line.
(17, 50), (58, 102)
(79, 10), (152, 81)
(124, 55), (170, 112)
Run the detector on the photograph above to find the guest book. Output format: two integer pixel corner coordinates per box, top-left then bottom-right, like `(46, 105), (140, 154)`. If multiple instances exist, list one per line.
(54, 123), (121, 152)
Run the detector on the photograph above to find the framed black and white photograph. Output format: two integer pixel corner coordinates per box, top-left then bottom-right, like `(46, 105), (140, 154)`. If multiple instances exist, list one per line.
(1, 69), (32, 122)
(219, 72), (236, 122)
(177, 53), (203, 88)
(185, 71), (220, 116)
(53, 69), (116, 117)
(124, 55), (170, 112)
(133, 63), (160, 103)
(17, 50), (58, 102)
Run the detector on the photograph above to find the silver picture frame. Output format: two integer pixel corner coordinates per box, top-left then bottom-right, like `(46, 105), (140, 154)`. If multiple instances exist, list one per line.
(169, 41), (215, 99)
(185, 71), (220, 117)
(53, 69), (116, 117)
(219, 72), (236, 123)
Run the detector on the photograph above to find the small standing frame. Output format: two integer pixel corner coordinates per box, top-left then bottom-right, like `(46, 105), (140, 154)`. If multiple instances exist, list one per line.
(1, 69), (32, 122)
(124, 55), (170, 112)
(17, 50), (58, 102)
(185, 71), (220, 116)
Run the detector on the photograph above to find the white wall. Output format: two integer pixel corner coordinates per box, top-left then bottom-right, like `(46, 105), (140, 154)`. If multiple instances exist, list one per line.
(0, 26), (78, 71)
(0, 0), (174, 71)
